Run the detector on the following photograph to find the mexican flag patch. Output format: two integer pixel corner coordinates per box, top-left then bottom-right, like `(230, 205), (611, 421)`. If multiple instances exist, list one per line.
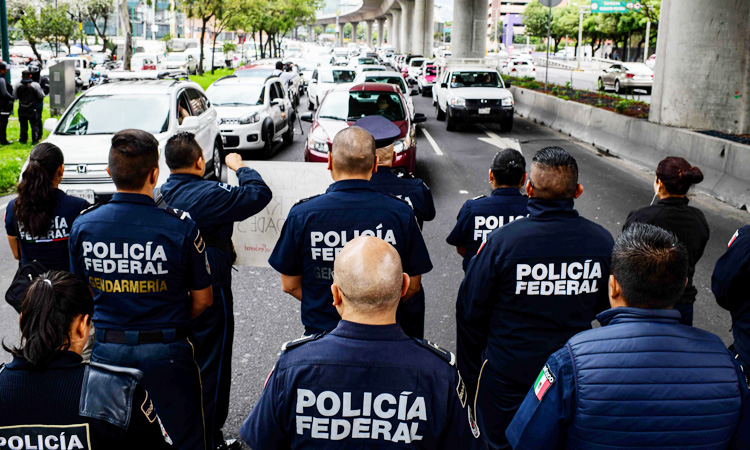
(533, 364), (556, 402)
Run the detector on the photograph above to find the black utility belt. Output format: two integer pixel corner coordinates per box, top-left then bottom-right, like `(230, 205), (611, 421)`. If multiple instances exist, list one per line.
(96, 327), (189, 345)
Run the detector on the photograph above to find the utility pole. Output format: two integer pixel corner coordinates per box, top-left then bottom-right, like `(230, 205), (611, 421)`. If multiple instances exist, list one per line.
(576, 5), (589, 70)
(643, 19), (651, 63)
(545, 4), (551, 90)
(120, 0), (132, 70)
(0, 0), (9, 84)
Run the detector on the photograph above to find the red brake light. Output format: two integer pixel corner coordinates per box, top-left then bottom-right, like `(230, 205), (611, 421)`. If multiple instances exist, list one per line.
(625, 73), (635, 78)
(511, 68), (516, 72)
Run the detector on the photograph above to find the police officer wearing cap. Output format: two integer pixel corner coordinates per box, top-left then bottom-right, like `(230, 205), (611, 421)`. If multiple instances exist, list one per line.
(269, 126), (432, 336)
(241, 236), (480, 448)
(354, 115), (435, 338)
(456, 147), (614, 450)
(157, 132), (272, 450)
(507, 224), (750, 450)
(713, 226), (750, 369)
(0, 62), (14, 145)
(69, 129), (213, 450)
(0, 271), (173, 449)
(27, 60), (49, 142)
(447, 149), (528, 271)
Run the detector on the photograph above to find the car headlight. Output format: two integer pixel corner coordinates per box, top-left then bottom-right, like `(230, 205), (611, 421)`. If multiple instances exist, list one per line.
(502, 97), (514, 107)
(238, 113), (260, 124)
(311, 138), (329, 153)
(394, 138), (408, 154)
(450, 96), (466, 106)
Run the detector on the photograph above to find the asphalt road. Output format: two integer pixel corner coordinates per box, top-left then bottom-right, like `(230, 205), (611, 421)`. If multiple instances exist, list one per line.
(535, 66), (652, 104)
(0, 89), (745, 443)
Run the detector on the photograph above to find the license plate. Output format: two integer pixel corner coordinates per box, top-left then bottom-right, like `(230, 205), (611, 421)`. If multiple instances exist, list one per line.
(67, 189), (95, 204)
(479, 108), (491, 114)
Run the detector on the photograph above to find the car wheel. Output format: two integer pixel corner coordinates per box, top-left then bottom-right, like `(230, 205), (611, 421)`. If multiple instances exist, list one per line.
(446, 108), (457, 131)
(212, 140), (225, 181)
(597, 78), (605, 91)
(436, 103), (445, 121)
(262, 123), (275, 158)
(500, 117), (513, 133)
(308, 97), (315, 110)
(615, 80), (622, 94)
(283, 115), (295, 145)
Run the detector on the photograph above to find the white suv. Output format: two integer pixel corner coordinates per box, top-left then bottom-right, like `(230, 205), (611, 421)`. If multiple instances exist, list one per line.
(41, 78), (223, 203)
(207, 75), (295, 158)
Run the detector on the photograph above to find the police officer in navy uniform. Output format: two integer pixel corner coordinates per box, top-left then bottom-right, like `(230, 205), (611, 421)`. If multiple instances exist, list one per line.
(354, 115), (435, 338)
(158, 132), (272, 450)
(241, 236), (480, 448)
(713, 226), (750, 368)
(447, 149), (528, 271)
(0, 271), (173, 449)
(507, 224), (750, 450)
(457, 147), (614, 450)
(69, 129), (214, 450)
(269, 126), (432, 337)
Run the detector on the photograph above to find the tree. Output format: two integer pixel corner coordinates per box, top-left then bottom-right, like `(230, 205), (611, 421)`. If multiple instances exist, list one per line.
(14, 4), (76, 60)
(15, 9), (45, 61)
(208, 0), (245, 73)
(85, 0), (115, 52)
(183, 0), (221, 75)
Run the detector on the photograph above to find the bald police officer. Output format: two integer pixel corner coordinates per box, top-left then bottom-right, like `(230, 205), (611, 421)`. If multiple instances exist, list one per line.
(354, 115), (435, 338)
(241, 236), (480, 448)
(457, 147), (614, 449)
(69, 129), (213, 450)
(269, 127), (432, 336)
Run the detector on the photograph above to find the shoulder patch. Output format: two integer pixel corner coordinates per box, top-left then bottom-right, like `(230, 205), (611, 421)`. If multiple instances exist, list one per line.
(165, 206), (191, 221)
(293, 193), (323, 206)
(412, 338), (456, 366)
(533, 364), (556, 402)
(728, 229), (740, 248)
(79, 202), (105, 215)
(281, 332), (328, 353)
(80, 362), (142, 429)
(218, 182), (232, 192)
(472, 195), (487, 200)
(386, 192), (411, 206)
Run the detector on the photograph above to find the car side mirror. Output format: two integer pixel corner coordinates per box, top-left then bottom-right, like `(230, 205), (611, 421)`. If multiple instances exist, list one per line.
(505, 80), (512, 88)
(440, 83), (448, 88)
(413, 113), (427, 124)
(44, 118), (59, 133)
(180, 116), (200, 132)
(272, 98), (284, 106)
(301, 112), (314, 123)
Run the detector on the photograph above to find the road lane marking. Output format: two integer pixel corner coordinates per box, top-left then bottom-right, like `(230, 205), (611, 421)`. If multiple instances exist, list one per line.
(478, 129), (522, 152)
(421, 128), (444, 156)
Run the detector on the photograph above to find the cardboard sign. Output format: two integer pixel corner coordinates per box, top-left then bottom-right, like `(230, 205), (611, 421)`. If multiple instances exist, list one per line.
(228, 161), (333, 267)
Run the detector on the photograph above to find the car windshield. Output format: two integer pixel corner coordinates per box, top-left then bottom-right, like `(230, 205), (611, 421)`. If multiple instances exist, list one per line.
(410, 59), (425, 67)
(167, 54), (188, 61)
(425, 66), (436, 75)
(297, 62), (316, 71)
(358, 58), (376, 65)
(623, 64), (652, 74)
(321, 70), (356, 83)
(450, 71), (503, 88)
(362, 66), (385, 72)
(207, 83), (264, 106)
(364, 76), (407, 94)
(318, 91), (406, 122)
(235, 68), (275, 78)
(57, 95), (170, 135)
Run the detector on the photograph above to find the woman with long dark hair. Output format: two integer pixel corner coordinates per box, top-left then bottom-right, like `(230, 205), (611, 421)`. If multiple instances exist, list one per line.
(624, 156), (710, 326)
(0, 271), (173, 448)
(5, 143), (90, 270)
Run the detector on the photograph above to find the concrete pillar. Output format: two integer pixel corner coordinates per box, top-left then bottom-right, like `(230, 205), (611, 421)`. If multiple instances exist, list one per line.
(423, 0), (434, 56)
(338, 22), (345, 47)
(351, 21), (359, 44)
(390, 10), (401, 52)
(307, 25), (314, 43)
(650, 0), (750, 135)
(398, 0), (413, 54)
(412, 0), (425, 55)
(452, 0), (488, 57)
(377, 18), (386, 47)
(366, 21), (374, 48)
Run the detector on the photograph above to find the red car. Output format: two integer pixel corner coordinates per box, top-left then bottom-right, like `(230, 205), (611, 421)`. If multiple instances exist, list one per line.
(301, 83), (426, 174)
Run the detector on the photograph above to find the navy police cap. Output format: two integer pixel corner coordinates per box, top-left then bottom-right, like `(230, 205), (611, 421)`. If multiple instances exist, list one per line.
(354, 115), (401, 148)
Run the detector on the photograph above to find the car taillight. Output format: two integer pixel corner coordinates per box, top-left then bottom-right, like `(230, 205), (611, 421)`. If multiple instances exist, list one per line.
(511, 68), (516, 72)
(625, 73), (635, 78)
(651, 74), (654, 78)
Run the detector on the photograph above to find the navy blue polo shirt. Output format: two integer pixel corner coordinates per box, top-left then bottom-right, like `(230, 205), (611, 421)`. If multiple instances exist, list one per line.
(240, 320), (480, 448)
(159, 167), (272, 285)
(69, 193), (212, 330)
(269, 179), (433, 334)
(446, 188), (529, 270)
(457, 198), (614, 388)
(369, 169), (436, 229)
(5, 189), (89, 270)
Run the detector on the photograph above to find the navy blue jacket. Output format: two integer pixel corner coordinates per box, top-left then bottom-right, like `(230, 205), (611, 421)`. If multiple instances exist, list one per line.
(69, 193), (213, 330)
(269, 180), (432, 334)
(5, 189), (89, 270)
(370, 169), (436, 229)
(447, 188), (529, 270)
(457, 198), (614, 393)
(713, 226), (750, 366)
(240, 320), (481, 448)
(507, 308), (750, 450)
(159, 167), (272, 285)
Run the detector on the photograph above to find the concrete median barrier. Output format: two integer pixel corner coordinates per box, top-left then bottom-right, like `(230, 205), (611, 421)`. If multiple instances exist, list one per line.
(511, 86), (750, 210)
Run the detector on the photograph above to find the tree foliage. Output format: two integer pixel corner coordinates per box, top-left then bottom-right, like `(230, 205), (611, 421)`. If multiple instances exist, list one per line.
(14, 4), (77, 60)
(84, 0), (115, 52)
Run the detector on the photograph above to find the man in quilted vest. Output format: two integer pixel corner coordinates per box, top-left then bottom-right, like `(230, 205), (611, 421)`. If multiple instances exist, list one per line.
(507, 223), (750, 450)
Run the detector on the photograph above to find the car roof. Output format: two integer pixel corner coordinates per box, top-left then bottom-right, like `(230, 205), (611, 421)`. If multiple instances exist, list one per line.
(86, 80), (197, 95)
(336, 82), (399, 93)
(445, 65), (498, 72)
(358, 71), (404, 78)
(213, 76), (274, 86)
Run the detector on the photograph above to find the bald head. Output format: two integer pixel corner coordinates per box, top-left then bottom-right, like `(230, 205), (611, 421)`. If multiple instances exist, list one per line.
(331, 127), (377, 176)
(333, 236), (404, 313)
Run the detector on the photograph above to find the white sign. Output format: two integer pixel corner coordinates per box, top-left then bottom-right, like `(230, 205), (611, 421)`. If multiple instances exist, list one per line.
(228, 161), (333, 267)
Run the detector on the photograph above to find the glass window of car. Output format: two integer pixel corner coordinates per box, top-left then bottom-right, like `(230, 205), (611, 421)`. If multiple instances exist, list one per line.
(449, 71), (503, 88)
(235, 68), (275, 78)
(425, 66), (436, 76)
(317, 90), (406, 122)
(363, 76), (407, 94)
(269, 82), (284, 101)
(57, 94), (171, 135)
(410, 59), (425, 67)
(207, 82), (265, 106)
(166, 53), (188, 62)
(321, 70), (356, 83)
(187, 89), (207, 115)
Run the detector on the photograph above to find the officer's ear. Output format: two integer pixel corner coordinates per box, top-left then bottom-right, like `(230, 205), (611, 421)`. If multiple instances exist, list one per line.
(150, 166), (159, 185)
(400, 273), (410, 299)
(331, 283), (343, 306)
(574, 184), (584, 199)
(372, 156), (379, 174)
(608, 274), (625, 308)
(327, 157), (333, 172)
(196, 156), (205, 172)
(488, 168), (494, 185)
(525, 179), (534, 197)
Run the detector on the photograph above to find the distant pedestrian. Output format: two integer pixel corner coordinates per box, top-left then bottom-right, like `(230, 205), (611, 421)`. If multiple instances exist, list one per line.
(14, 70), (45, 144)
(0, 62), (14, 145)
(624, 156), (708, 326)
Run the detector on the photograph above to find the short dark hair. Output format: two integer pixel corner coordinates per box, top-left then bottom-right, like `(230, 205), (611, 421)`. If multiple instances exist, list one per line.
(165, 132), (202, 170)
(21, 70), (31, 79)
(109, 129), (159, 190)
(276, 61), (284, 70)
(613, 223), (689, 309)
(530, 147), (579, 199)
(491, 149), (526, 186)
